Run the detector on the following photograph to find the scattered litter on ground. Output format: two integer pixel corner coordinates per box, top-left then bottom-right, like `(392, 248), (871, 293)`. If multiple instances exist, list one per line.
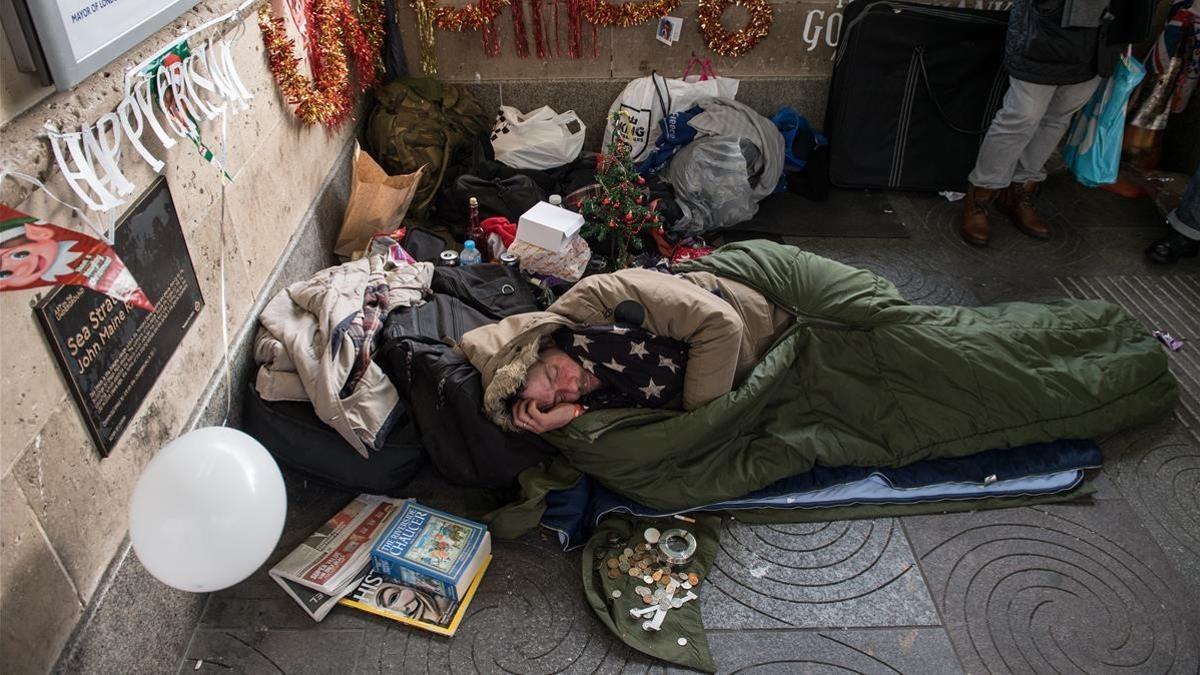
(1153, 330), (1185, 351)
(940, 191), (966, 202)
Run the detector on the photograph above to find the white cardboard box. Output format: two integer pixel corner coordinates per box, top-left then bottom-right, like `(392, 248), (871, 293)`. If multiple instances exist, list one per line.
(516, 201), (584, 252)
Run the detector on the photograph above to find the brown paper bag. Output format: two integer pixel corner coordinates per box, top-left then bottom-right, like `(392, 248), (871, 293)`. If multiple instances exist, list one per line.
(335, 143), (424, 258)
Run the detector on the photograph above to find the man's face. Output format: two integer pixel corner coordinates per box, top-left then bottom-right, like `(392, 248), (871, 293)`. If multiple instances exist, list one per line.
(520, 347), (601, 410)
(0, 224), (61, 289)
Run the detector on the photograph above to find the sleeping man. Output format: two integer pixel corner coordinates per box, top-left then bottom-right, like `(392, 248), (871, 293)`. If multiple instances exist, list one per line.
(455, 241), (1175, 503)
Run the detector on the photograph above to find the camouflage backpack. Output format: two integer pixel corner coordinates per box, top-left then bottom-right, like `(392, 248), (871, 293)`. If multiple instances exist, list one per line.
(366, 78), (489, 219)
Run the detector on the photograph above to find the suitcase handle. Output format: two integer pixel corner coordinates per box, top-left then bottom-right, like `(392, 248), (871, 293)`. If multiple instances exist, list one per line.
(915, 47), (991, 136)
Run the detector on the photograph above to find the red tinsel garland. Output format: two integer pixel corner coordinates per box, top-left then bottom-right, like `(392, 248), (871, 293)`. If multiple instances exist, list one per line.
(258, 0), (384, 127)
(530, 0), (548, 58)
(512, 0), (530, 57)
(567, 0), (583, 58)
(416, 0), (509, 58)
(582, 0), (679, 28)
(423, 0), (510, 30)
(697, 0), (772, 57)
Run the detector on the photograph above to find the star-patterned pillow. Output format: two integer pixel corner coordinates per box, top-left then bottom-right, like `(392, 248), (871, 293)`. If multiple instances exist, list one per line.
(553, 324), (688, 410)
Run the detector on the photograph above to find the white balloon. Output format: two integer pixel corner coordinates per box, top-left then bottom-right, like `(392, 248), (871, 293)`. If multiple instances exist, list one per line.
(129, 427), (286, 593)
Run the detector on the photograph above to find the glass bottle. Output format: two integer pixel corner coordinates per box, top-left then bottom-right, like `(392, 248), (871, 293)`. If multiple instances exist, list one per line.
(467, 196), (486, 255)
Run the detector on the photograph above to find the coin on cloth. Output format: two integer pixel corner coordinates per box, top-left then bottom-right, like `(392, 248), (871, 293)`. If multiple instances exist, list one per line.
(643, 575), (654, 584)
(643, 595), (653, 605)
(687, 572), (701, 586)
(606, 558), (619, 569)
(619, 562), (630, 573)
(611, 590), (622, 599)
(623, 548), (634, 557)
(635, 586), (651, 597)
(652, 570), (663, 582)
(628, 568), (640, 577)
(677, 637), (688, 647)
(644, 528), (661, 544)
(607, 569), (619, 579)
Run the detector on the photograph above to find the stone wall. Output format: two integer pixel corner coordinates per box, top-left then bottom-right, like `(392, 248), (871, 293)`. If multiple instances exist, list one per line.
(0, 2), (356, 671)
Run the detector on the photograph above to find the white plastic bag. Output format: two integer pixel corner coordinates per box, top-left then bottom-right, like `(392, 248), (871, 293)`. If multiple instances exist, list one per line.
(603, 66), (739, 162)
(491, 105), (587, 170)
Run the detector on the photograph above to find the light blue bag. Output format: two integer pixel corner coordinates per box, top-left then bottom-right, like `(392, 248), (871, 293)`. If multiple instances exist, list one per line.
(1062, 52), (1146, 187)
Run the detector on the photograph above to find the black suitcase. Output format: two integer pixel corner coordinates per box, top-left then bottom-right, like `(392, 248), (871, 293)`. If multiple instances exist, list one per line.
(826, 0), (1009, 191)
(242, 384), (425, 495)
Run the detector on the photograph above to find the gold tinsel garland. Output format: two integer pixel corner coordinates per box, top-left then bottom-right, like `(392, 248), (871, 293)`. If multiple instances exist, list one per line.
(583, 0), (680, 28)
(258, 0), (385, 127)
(421, 0), (510, 29)
(697, 0), (772, 57)
(409, 0), (511, 75)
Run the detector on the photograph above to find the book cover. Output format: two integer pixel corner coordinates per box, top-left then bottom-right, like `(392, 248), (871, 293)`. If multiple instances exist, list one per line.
(339, 555), (492, 637)
(370, 502), (490, 601)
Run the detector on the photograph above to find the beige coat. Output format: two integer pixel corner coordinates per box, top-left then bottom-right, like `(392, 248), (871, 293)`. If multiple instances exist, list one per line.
(456, 267), (792, 430)
(254, 256), (433, 457)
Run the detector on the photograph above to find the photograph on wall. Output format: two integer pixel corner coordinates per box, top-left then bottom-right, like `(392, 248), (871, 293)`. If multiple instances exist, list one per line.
(34, 177), (204, 456)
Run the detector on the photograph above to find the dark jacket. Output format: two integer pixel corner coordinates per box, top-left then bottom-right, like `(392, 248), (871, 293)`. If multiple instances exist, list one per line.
(1005, 0), (1122, 85)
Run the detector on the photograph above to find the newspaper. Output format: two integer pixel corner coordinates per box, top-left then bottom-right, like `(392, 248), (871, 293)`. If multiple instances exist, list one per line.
(269, 495), (404, 621)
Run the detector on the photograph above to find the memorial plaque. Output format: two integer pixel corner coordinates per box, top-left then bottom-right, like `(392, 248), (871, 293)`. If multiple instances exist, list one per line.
(35, 178), (204, 456)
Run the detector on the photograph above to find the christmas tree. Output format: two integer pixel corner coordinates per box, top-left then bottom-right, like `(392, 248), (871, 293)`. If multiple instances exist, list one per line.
(579, 112), (661, 270)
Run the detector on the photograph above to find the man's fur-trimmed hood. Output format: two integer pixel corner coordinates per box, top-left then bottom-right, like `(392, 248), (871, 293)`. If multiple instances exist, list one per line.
(456, 311), (571, 431)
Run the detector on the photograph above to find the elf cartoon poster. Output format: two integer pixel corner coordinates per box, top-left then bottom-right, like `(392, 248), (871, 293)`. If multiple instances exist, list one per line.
(0, 205), (154, 310)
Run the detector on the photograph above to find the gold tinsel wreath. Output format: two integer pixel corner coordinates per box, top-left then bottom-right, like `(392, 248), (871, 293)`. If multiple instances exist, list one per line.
(583, 0), (681, 28)
(697, 0), (772, 57)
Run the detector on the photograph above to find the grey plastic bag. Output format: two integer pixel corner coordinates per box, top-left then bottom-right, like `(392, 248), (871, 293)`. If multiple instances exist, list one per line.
(663, 137), (759, 236)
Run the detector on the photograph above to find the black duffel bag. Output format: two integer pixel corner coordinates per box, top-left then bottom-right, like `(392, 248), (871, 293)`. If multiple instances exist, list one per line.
(441, 174), (545, 231)
(242, 384), (425, 495)
(431, 264), (538, 321)
(826, 0), (1008, 191)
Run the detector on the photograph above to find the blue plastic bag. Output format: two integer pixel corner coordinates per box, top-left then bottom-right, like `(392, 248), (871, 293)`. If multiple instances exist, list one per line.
(1062, 53), (1146, 187)
(771, 107), (828, 193)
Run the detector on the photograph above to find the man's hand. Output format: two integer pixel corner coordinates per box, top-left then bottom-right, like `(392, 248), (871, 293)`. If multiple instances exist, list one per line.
(512, 399), (580, 434)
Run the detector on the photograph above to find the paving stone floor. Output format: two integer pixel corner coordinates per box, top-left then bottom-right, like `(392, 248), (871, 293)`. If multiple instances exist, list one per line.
(178, 170), (1200, 674)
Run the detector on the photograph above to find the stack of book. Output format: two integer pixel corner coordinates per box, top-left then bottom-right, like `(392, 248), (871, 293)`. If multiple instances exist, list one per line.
(270, 495), (492, 636)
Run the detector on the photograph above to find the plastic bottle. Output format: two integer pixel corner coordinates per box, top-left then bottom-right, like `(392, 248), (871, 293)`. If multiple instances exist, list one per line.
(459, 240), (482, 266)
(467, 197), (486, 254)
(549, 194), (563, 207)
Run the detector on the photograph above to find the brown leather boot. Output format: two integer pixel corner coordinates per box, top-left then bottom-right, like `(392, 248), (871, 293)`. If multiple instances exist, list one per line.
(998, 181), (1052, 239)
(961, 185), (996, 246)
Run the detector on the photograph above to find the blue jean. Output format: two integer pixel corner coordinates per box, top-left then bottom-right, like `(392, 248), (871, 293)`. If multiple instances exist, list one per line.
(1169, 167), (1200, 240)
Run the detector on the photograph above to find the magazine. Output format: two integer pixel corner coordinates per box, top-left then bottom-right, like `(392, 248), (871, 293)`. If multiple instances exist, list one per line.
(339, 555), (492, 637)
(269, 495), (405, 621)
(370, 501), (492, 602)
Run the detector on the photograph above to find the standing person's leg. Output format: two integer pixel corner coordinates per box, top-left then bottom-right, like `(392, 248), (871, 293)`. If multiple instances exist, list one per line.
(962, 78), (1057, 246)
(1147, 167), (1200, 264)
(999, 76), (1102, 239)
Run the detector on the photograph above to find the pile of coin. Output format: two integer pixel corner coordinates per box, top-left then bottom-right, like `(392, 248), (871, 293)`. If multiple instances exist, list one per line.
(595, 528), (703, 590)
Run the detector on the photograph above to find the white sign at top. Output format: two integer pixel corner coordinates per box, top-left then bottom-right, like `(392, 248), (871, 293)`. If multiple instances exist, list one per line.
(55, 0), (176, 61)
